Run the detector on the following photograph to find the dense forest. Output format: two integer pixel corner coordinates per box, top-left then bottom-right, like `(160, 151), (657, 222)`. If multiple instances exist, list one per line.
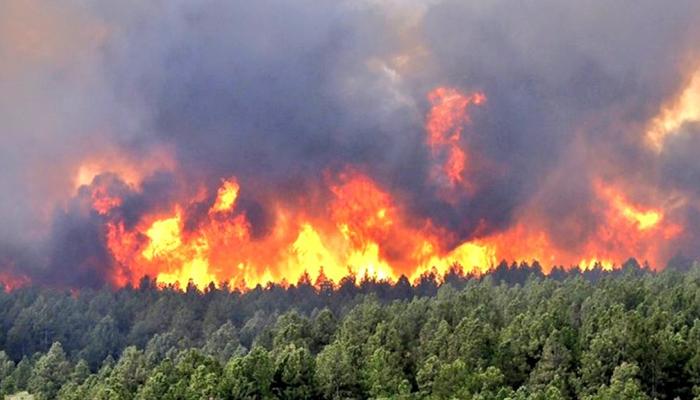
(1, 259), (700, 399)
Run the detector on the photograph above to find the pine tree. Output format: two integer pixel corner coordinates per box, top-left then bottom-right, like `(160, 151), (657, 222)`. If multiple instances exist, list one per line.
(28, 342), (72, 400)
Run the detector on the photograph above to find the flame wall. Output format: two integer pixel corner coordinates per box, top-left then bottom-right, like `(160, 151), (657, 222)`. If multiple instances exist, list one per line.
(1, 0), (700, 288)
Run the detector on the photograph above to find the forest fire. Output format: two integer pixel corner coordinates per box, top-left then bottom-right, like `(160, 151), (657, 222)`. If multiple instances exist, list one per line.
(21, 86), (671, 291)
(1, 0), (699, 292)
(82, 170), (678, 290)
(0, 84), (692, 291)
(6, 3), (700, 399)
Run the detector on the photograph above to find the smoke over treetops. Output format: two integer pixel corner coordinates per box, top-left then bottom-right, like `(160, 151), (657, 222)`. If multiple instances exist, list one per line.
(1, 0), (700, 288)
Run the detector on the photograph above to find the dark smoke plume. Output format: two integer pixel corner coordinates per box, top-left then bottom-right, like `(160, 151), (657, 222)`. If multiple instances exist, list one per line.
(1, 0), (700, 287)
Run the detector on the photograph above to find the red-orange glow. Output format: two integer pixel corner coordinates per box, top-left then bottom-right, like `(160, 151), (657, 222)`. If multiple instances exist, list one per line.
(596, 181), (662, 231)
(210, 178), (240, 213)
(74, 145), (175, 190)
(75, 87), (686, 290)
(466, 181), (681, 273)
(0, 270), (30, 291)
(91, 186), (122, 215)
(445, 147), (467, 184)
(646, 69), (700, 151)
(425, 87), (485, 186)
(102, 170), (484, 288)
(97, 168), (681, 290)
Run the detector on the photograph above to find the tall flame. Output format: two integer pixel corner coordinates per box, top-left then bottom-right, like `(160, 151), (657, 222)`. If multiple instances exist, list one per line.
(95, 171), (678, 289)
(70, 86), (684, 290)
(426, 87), (485, 188)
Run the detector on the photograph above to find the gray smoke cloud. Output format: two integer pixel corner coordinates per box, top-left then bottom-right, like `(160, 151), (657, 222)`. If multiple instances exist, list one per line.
(1, 0), (699, 287)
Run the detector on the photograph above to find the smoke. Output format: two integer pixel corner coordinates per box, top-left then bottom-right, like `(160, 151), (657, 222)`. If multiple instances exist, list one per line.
(1, 0), (700, 287)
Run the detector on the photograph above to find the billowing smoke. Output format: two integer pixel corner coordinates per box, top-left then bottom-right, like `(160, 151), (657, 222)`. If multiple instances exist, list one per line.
(1, 0), (700, 288)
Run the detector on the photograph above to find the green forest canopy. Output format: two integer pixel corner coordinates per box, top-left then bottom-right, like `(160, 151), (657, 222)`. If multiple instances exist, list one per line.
(1, 260), (700, 399)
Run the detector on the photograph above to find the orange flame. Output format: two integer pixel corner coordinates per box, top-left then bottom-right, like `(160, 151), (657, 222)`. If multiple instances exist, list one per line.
(646, 69), (700, 151)
(426, 87), (485, 187)
(210, 178), (240, 213)
(73, 87), (684, 290)
(102, 171), (495, 288)
(74, 145), (174, 190)
(96, 170), (679, 289)
(596, 181), (662, 231)
(469, 181), (679, 273)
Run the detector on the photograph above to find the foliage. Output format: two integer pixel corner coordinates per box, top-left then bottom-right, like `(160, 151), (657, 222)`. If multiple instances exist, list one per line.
(1, 262), (700, 398)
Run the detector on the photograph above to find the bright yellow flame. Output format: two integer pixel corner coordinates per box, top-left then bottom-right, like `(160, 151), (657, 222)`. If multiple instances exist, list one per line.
(104, 170), (675, 291)
(409, 241), (496, 281)
(142, 215), (182, 260)
(290, 224), (396, 283)
(348, 242), (394, 281)
(156, 238), (216, 288)
(211, 179), (240, 213)
(291, 224), (340, 279)
(622, 207), (661, 230)
(647, 69), (700, 151)
(578, 258), (614, 271)
(444, 241), (495, 271)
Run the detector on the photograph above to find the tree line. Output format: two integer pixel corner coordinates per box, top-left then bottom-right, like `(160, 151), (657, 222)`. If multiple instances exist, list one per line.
(1, 259), (699, 399)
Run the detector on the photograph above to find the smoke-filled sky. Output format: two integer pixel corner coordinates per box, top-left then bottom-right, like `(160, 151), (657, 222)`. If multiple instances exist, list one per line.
(2, 0), (700, 288)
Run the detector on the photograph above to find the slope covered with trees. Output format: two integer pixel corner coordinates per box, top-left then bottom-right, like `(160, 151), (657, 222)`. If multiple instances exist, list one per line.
(1, 260), (700, 399)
